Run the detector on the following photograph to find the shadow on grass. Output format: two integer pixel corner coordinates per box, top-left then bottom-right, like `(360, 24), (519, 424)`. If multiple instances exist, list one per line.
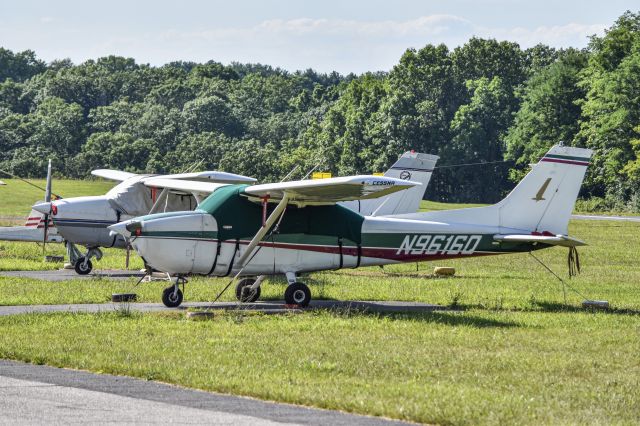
(329, 308), (519, 328)
(455, 301), (640, 316)
(530, 301), (640, 315)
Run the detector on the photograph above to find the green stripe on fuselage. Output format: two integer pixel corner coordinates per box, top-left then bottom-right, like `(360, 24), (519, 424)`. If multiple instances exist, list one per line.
(137, 230), (542, 255)
(544, 153), (590, 162)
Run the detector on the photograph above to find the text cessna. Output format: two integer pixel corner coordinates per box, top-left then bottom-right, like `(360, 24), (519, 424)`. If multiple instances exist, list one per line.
(396, 234), (483, 255)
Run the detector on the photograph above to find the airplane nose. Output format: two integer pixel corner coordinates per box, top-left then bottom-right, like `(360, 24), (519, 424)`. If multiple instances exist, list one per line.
(32, 202), (52, 215)
(108, 222), (131, 238)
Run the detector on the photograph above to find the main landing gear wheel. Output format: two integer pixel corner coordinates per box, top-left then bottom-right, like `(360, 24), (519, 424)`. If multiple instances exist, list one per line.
(74, 257), (93, 275)
(284, 282), (311, 307)
(162, 286), (183, 308)
(235, 278), (261, 303)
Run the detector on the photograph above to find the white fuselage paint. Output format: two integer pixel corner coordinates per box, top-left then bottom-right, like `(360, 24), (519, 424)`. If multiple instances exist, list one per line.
(129, 213), (522, 276)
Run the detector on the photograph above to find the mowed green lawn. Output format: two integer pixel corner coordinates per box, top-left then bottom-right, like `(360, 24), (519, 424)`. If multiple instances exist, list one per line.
(0, 178), (115, 224)
(0, 180), (638, 424)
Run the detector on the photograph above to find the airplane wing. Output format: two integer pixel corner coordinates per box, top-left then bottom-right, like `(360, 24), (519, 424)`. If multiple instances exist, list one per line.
(91, 169), (138, 182)
(493, 234), (586, 247)
(141, 178), (230, 195)
(159, 171), (256, 184)
(243, 175), (420, 205)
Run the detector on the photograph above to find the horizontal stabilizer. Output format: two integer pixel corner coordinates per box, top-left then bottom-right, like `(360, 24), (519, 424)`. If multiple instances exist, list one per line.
(243, 175), (420, 205)
(0, 226), (63, 243)
(494, 234), (586, 247)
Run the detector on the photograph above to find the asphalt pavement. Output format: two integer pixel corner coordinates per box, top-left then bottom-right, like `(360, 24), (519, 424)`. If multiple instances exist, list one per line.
(0, 299), (448, 316)
(570, 214), (640, 222)
(0, 360), (407, 425)
(0, 269), (143, 281)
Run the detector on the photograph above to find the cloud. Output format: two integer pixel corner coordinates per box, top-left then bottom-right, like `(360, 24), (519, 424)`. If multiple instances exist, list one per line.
(8, 14), (606, 74)
(150, 15), (605, 73)
(477, 23), (606, 48)
(254, 15), (472, 38)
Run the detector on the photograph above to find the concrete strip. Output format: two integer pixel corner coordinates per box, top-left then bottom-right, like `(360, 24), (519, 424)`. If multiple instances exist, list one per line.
(571, 214), (640, 222)
(0, 360), (406, 425)
(0, 269), (143, 281)
(0, 300), (449, 316)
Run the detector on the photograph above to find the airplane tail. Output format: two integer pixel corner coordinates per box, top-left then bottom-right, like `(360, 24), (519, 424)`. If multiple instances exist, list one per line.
(25, 203), (51, 229)
(494, 145), (593, 235)
(410, 145), (593, 237)
(0, 203), (62, 242)
(342, 151), (439, 216)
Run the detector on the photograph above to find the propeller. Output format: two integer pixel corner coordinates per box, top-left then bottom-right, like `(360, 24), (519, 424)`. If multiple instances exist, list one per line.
(42, 159), (53, 255)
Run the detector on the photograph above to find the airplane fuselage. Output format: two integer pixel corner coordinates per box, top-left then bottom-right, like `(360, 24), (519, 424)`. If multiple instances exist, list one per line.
(127, 209), (542, 277)
(51, 196), (131, 248)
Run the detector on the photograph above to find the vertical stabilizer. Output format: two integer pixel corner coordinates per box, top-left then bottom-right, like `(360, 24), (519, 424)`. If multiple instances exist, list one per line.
(496, 145), (593, 235)
(341, 151), (439, 216)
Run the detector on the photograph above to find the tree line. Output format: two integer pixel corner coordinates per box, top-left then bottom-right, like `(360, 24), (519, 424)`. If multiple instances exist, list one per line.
(1, 11), (639, 209)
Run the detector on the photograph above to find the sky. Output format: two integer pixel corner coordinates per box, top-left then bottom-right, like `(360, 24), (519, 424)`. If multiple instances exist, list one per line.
(1, 0), (637, 74)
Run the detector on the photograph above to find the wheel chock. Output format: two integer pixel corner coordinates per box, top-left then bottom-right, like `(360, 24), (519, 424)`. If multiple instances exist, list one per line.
(111, 293), (138, 303)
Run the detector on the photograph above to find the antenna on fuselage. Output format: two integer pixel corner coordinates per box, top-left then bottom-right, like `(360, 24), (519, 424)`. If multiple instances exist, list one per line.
(279, 165), (300, 182)
(301, 163), (321, 180)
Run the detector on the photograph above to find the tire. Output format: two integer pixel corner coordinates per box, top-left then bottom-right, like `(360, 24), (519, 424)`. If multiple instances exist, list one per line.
(162, 286), (183, 308)
(284, 282), (311, 307)
(74, 257), (93, 275)
(235, 278), (260, 303)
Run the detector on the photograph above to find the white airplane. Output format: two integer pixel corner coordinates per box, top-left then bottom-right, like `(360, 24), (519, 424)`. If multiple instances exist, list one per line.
(109, 145), (592, 308)
(33, 151), (439, 275)
(31, 170), (258, 274)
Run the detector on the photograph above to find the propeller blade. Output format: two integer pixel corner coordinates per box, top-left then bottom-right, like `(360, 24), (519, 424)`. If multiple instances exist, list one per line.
(45, 159), (52, 203)
(42, 159), (53, 255)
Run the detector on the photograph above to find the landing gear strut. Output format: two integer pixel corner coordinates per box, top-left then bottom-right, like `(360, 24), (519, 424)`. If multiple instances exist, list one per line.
(162, 276), (186, 308)
(283, 272), (311, 307)
(74, 247), (103, 275)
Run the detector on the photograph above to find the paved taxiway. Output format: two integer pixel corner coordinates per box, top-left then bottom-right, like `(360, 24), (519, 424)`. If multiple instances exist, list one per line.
(0, 360), (407, 425)
(571, 214), (640, 222)
(0, 299), (448, 316)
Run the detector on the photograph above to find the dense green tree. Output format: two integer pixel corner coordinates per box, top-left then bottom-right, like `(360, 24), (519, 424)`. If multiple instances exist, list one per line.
(440, 77), (513, 201)
(0, 48), (46, 82)
(505, 49), (589, 170)
(576, 11), (640, 204)
(1, 11), (639, 209)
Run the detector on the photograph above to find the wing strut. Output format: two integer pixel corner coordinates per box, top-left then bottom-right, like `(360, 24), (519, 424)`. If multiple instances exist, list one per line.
(208, 195), (289, 305)
(148, 188), (169, 214)
(236, 194), (289, 269)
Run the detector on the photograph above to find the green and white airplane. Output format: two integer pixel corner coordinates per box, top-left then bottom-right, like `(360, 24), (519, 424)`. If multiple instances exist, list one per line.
(109, 145), (592, 308)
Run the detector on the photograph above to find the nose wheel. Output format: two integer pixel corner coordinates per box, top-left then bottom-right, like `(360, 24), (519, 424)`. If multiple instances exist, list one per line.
(284, 282), (311, 307)
(73, 247), (103, 275)
(74, 257), (93, 275)
(162, 277), (186, 308)
(235, 278), (261, 303)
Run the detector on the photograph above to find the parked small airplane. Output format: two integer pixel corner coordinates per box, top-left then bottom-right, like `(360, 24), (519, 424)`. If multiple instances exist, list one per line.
(32, 170), (257, 274)
(109, 145), (592, 308)
(33, 151), (438, 275)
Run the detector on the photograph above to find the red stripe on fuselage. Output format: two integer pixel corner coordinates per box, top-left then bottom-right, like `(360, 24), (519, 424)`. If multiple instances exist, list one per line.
(248, 240), (497, 261)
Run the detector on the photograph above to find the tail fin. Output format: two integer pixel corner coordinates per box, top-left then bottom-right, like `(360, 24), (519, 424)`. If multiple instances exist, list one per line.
(25, 203), (48, 228)
(341, 151), (439, 216)
(496, 145), (592, 235)
(410, 145), (593, 236)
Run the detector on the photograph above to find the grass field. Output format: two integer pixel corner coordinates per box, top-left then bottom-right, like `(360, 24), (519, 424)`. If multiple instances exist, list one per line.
(0, 179), (638, 424)
(0, 178), (115, 224)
